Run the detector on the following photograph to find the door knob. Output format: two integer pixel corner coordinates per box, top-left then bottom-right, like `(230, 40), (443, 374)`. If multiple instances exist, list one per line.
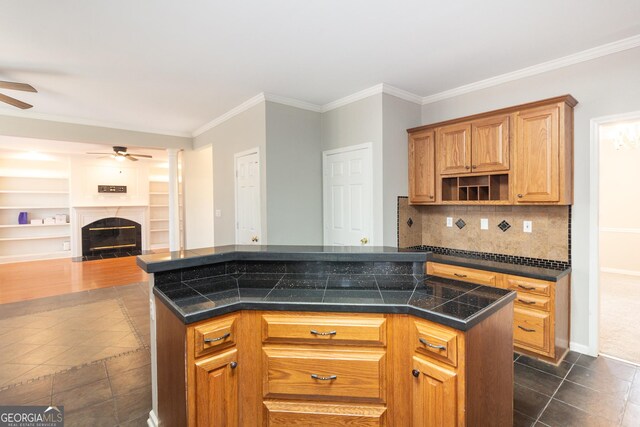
(360, 237), (369, 245)
(412, 369), (420, 378)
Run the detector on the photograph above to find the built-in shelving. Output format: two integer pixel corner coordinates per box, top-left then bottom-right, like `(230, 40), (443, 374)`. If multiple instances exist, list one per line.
(148, 161), (184, 252)
(441, 174), (509, 203)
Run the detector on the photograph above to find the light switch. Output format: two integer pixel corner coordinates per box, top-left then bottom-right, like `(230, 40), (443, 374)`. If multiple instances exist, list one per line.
(523, 220), (532, 233)
(480, 218), (489, 230)
(215, 209), (222, 217)
(446, 217), (453, 227)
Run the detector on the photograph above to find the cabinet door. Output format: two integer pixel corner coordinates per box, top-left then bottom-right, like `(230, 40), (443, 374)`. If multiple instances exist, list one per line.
(193, 348), (239, 427)
(409, 130), (436, 203)
(514, 105), (560, 203)
(411, 355), (458, 427)
(471, 115), (510, 172)
(437, 123), (471, 175)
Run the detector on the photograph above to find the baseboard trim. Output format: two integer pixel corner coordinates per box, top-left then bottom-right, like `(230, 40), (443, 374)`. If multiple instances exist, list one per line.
(147, 410), (159, 427)
(570, 341), (596, 357)
(600, 267), (640, 277)
(599, 352), (640, 367)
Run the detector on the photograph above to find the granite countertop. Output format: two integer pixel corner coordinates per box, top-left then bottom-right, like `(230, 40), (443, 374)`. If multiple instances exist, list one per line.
(426, 253), (571, 281)
(153, 272), (515, 331)
(138, 245), (428, 273)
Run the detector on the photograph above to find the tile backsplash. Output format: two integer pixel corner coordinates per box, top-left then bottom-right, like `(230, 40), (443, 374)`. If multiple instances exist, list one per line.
(397, 197), (570, 264)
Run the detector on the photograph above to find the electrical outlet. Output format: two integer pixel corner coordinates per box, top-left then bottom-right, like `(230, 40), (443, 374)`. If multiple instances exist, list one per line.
(480, 218), (489, 230)
(523, 220), (532, 233)
(446, 217), (453, 227)
(215, 209), (222, 217)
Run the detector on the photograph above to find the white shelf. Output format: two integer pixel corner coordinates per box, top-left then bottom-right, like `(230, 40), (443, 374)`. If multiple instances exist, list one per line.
(149, 192), (168, 195)
(150, 204), (169, 208)
(0, 234), (70, 242)
(150, 218), (169, 222)
(0, 206), (70, 210)
(0, 223), (70, 229)
(0, 190), (69, 194)
(151, 228), (169, 232)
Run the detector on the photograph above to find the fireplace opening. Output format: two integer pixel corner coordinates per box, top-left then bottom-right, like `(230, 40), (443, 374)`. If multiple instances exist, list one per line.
(82, 217), (142, 258)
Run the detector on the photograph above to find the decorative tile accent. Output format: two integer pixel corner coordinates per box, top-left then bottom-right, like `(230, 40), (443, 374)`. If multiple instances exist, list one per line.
(407, 217), (414, 227)
(455, 219), (466, 229)
(498, 220), (511, 232)
(408, 245), (571, 271)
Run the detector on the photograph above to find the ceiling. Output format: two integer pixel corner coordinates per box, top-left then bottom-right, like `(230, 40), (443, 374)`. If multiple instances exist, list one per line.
(1, 0), (639, 136)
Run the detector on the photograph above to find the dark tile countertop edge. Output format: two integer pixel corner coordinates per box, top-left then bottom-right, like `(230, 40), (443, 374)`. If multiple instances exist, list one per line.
(152, 283), (516, 332)
(137, 245), (429, 273)
(426, 253), (571, 282)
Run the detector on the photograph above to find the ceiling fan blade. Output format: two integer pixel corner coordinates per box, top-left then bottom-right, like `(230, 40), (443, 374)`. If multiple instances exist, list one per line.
(129, 154), (153, 158)
(0, 93), (33, 109)
(126, 155), (139, 161)
(0, 81), (37, 92)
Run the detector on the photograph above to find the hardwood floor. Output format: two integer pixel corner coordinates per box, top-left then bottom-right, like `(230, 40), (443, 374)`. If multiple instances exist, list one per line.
(0, 256), (148, 304)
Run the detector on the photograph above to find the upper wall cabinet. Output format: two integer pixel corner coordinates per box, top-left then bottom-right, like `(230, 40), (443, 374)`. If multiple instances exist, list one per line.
(408, 95), (576, 206)
(408, 130), (436, 204)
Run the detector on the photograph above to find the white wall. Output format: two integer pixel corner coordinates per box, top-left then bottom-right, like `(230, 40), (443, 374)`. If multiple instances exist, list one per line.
(382, 94), (421, 245)
(265, 102), (323, 245)
(420, 46), (640, 350)
(194, 102), (267, 245)
(183, 145), (214, 249)
(69, 156), (150, 207)
(321, 94), (384, 245)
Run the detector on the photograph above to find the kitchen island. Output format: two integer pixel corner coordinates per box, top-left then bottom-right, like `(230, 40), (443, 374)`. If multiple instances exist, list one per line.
(138, 246), (516, 426)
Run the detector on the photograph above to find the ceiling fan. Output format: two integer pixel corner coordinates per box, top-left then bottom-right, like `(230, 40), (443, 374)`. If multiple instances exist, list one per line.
(86, 146), (153, 162)
(0, 80), (37, 109)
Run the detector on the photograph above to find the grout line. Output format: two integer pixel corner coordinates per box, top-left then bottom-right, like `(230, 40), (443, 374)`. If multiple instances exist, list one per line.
(533, 362), (575, 424)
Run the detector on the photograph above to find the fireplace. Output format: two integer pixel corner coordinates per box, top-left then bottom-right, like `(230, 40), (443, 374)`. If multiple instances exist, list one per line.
(81, 217), (142, 257)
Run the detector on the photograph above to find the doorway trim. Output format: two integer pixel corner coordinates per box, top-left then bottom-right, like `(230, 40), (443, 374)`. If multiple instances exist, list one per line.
(322, 142), (374, 246)
(588, 110), (640, 357)
(234, 147), (261, 245)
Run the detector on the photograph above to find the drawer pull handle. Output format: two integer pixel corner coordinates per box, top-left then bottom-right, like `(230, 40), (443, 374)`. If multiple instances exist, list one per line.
(518, 326), (536, 333)
(518, 284), (536, 291)
(518, 299), (536, 305)
(419, 337), (446, 350)
(204, 332), (231, 343)
(311, 374), (337, 381)
(454, 273), (467, 278)
(310, 330), (337, 336)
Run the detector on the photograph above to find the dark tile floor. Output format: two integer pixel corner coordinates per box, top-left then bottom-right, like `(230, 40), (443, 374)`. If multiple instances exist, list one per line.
(514, 351), (640, 426)
(1, 281), (639, 426)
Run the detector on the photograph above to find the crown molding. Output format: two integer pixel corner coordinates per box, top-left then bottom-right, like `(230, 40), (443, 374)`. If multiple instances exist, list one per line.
(422, 34), (640, 105)
(264, 93), (322, 112)
(320, 84), (384, 112)
(381, 83), (423, 105)
(0, 108), (192, 138)
(192, 93), (266, 137)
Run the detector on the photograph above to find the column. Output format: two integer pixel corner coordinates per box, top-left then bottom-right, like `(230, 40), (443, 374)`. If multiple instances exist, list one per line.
(167, 148), (181, 251)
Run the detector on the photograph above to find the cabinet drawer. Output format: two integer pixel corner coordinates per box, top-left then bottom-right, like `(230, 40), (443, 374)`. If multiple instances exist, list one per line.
(262, 313), (386, 346)
(427, 262), (497, 286)
(263, 347), (386, 403)
(514, 292), (550, 311)
(514, 307), (550, 354)
(413, 320), (458, 367)
(192, 314), (237, 359)
(263, 401), (386, 427)
(504, 275), (552, 297)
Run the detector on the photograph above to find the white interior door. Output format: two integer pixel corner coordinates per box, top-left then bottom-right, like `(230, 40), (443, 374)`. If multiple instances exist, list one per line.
(323, 143), (373, 246)
(235, 149), (261, 245)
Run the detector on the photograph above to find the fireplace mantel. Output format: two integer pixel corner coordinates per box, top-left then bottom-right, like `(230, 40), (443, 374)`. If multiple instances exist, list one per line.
(71, 206), (149, 258)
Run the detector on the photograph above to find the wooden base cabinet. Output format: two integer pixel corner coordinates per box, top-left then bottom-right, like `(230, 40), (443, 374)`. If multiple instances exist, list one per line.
(427, 262), (570, 363)
(155, 304), (514, 426)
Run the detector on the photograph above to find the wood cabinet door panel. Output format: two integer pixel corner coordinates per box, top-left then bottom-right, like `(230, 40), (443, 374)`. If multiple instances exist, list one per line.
(411, 355), (458, 427)
(263, 347), (386, 402)
(471, 115), (510, 172)
(427, 262), (497, 286)
(514, 307), (551, 354)
(409, 130), (436, 204)
(262, 313), (386, 346)
(263, 401), (386, 427)
(437, 123), (471, 175)
(515, 106), (560, 202)
(194, 348), (239, 427)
